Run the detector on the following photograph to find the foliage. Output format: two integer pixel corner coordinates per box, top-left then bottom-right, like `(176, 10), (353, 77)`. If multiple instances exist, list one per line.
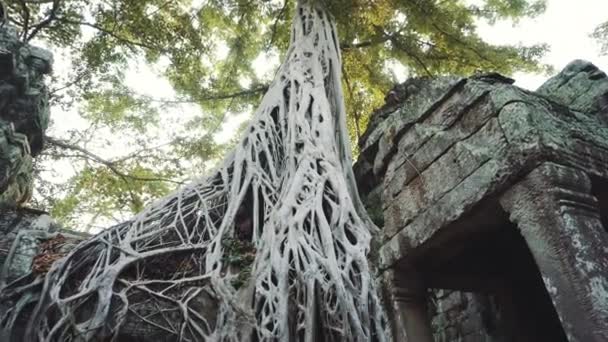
(221, 237), (256, 289)
(0, 7), (390, 339)
(593, 20), (608, 56)
(5, 0), (549, 228)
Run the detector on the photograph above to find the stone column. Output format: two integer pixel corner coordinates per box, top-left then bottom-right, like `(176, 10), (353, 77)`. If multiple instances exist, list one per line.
(384, 266), (435, 342)
(500, 162), (608, 342)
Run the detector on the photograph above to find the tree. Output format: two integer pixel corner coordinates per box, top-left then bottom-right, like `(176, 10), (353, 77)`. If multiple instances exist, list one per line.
(3, 0), (548, 228)
(3, 1), (388, 340)
(593, 20), (608, 55)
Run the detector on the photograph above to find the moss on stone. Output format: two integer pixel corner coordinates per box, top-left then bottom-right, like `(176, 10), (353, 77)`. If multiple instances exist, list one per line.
(221, 237), (256, 289)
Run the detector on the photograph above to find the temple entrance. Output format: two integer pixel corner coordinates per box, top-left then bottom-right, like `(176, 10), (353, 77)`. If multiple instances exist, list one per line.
(410, 203), (569, 342)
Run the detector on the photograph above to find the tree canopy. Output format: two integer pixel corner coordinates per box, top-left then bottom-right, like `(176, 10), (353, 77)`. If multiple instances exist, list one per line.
(5, 0), (550, 228)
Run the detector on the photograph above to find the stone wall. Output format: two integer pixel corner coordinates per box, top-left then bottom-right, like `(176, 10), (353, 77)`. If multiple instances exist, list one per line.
(429, 290), (500, 342)
(0, 209), (56, 282)
(0, 23), (92, 341)
(0, 9), (606, 337)
(354, 60), (608, 341)
(0, 21), (57, 277)
(355, 75), (511, 342)
(0, 25), (52, 208)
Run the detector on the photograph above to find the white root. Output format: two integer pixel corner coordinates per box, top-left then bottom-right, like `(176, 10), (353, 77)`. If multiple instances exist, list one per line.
(1, 1), (390, 341)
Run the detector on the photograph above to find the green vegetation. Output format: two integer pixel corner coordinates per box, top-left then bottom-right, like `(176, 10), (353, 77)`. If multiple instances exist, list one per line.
(5, 0), (550, 227)
(221, 237), (256, 289)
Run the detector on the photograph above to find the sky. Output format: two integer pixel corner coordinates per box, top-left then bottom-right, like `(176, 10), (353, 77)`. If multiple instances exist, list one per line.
(476, 0), (608, 90)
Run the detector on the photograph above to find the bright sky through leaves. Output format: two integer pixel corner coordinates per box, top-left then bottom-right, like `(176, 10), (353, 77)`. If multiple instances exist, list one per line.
(31, 0), (608, 231)
(112, 0), (608, 143)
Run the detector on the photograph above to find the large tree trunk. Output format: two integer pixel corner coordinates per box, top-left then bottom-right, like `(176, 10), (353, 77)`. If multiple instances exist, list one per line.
(1, 1), (389, 341)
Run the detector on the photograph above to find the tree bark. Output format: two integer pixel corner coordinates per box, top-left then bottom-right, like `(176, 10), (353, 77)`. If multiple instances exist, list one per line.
(1, 1), (389, 341)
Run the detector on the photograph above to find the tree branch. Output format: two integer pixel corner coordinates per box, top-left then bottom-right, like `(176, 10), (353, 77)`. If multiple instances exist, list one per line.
(390, 36), (434, 77)
(341, 64), (361, 141)
(25, 0), (60, 42)
(49, 69), (89, 96)
(56, 17), (167, 52)
(138, 87), (269, 105)
(195, 86), (268, 102)
(45, 136), (184, 185)
(340, 35), (393, 50)
(431, 23), (491, 63)
(111, 146), (167, 164)
(265, 0), (288, 51)
(114, 86), (268, 107)
(17, 0), (31, 41)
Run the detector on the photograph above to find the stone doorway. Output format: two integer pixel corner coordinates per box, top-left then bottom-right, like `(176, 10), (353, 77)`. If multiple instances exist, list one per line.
(420, 206), (569, 342)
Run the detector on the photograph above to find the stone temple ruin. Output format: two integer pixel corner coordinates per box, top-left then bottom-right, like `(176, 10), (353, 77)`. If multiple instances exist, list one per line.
(0, 19), (607, 342)
(355, 61), (608, 341)
(0, 22), (86, 322)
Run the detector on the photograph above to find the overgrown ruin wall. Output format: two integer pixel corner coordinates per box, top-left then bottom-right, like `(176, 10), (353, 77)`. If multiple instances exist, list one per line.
(429, 290), (497, 342)
(355, 75), (513, 342)
(0, 26), (90, 334)
(0, 24), (52, 208)
(355, 60), (608, 342)
(0, 11), (607, 338)
(0, 23), (55, 278)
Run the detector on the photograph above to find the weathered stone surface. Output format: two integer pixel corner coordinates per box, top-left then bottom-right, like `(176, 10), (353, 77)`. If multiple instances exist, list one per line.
(0, 21), (83, 341)
(360, 76), (462, 153)
(0, 124), (33, 206)
(354, 60), (608, 342)
(0, 24), (52, 208)
(365, 64), (608, 264)
(355, 77), (462, 195)
(0, 209), (85, 285)
(383, 266), (435, 342)
(430, 290), (498, 342)
(384, 118), (508, 238)
(537, 59), (608, 114)
(500, 163), (608, 342)
(379, 158), (516, 268)
(382, 80), (495, 200)
(0, 209), (55, 282)
(0, 208), (86, 342)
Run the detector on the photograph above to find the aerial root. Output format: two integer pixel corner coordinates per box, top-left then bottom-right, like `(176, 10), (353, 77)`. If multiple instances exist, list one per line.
(1, 1), (390, 341)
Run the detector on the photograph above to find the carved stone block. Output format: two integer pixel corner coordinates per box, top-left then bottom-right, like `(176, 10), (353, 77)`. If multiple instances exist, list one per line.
(500, 163), (608, 342)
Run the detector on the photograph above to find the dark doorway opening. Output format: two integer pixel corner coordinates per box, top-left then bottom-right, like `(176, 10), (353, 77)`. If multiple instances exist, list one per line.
(420, 208), (568, 342)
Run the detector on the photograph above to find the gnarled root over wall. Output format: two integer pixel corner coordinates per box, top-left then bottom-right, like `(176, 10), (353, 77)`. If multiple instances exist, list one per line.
(1, 1), (389, 341)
